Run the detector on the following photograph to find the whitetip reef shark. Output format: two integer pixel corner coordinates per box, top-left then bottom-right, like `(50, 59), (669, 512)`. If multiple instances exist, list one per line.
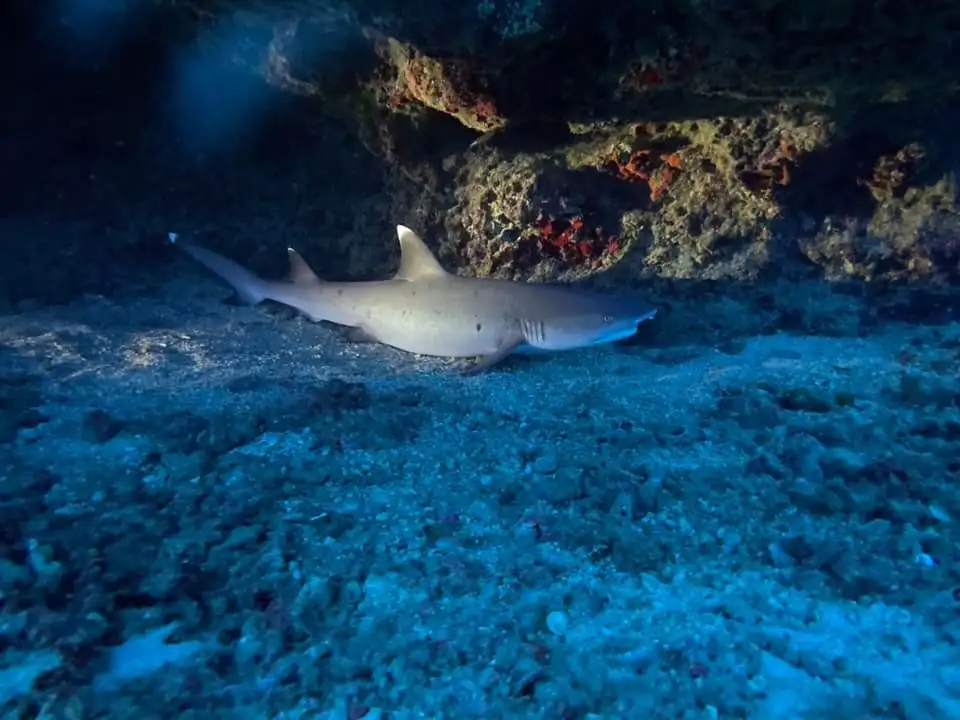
(169, 225), (656, 373)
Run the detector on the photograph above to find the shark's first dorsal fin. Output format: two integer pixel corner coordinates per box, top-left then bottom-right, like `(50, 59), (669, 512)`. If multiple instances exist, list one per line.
(286, 248), (321, 285)
(394, 225), (447, 280)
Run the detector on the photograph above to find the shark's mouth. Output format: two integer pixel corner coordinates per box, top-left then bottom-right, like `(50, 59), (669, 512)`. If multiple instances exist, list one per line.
(593, 327), (641, 345)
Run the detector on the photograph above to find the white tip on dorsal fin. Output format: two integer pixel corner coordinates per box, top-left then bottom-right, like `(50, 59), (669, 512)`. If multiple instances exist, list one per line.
(286, 248), (321, 285)
(394, 225), (447, 280)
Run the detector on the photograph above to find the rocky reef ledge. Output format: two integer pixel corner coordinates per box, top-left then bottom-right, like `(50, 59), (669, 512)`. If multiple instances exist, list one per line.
(2, 0), (959, 322)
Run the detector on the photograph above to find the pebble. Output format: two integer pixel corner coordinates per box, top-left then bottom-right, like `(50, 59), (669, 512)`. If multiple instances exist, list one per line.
(532, 452), (559, 475)
(546, 610), (569, 636)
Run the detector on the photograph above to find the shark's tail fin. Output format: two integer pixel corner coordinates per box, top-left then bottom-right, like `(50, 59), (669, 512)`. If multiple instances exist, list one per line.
(169, 233), (269, 304)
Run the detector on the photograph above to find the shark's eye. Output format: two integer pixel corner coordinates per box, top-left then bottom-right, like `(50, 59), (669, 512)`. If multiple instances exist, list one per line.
(601, 314), (614, 323)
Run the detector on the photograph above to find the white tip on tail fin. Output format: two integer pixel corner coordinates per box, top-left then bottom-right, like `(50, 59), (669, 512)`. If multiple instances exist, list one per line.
(171, 236), (269, 305)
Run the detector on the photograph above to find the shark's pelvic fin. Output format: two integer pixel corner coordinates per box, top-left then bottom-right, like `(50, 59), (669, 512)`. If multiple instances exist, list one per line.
(285, 248), (322, 286)
(464, 336), (525, 375)
(394, 225), (448, 281)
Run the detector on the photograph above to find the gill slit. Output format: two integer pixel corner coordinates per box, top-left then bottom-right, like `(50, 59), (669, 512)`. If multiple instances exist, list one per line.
(521, 319), (545, 343)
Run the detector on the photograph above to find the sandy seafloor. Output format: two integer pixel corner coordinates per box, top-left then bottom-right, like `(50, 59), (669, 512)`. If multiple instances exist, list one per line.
(1, 265), (959, 719)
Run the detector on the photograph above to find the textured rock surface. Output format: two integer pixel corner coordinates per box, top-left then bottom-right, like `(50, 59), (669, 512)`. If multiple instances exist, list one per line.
(161, 0), (960, 286)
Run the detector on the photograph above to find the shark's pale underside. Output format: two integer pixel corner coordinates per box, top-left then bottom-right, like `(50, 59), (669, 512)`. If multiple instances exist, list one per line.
(169, 225), (656, 372)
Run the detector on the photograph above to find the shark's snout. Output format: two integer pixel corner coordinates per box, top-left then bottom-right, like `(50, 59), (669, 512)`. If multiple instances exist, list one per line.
(592, 301), (657, 345)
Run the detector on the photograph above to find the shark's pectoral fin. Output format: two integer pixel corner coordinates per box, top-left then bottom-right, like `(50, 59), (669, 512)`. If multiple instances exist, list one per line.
(343, 327), (380, 344)
(462, 338), (524, 375)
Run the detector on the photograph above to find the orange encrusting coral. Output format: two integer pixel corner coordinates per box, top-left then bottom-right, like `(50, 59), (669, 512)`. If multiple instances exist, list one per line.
(533, 213), (620, 268)
(607, 149), (683, 202)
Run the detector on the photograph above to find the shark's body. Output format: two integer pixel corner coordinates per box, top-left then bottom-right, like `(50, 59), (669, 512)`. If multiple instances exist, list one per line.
(170, 225), (656, 372)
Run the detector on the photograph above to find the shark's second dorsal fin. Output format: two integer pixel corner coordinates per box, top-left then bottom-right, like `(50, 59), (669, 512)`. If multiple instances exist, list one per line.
(286, 248), (321, 285)
(395, 225), (447, 280)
